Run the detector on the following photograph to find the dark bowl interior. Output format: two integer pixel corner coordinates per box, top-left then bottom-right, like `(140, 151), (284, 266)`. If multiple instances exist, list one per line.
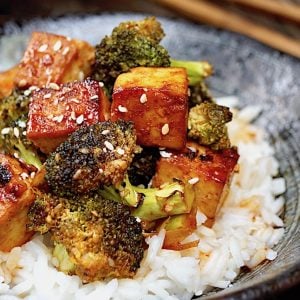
(0, 13), (299, 299)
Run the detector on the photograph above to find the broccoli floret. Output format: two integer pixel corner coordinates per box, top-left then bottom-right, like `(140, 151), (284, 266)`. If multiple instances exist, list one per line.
(45, 120), (139, 197)
(0, 115), (43, 169)
(127, 147), (160, 186)
(188, 102), (232, 150)
(105, 176), (194, 221)
(92, 17), (170, 94)
(170, 59), (213, 86)
(188, 81), (214, 107)
(28, 191), (144, 282)
(0, 89), (31, 129)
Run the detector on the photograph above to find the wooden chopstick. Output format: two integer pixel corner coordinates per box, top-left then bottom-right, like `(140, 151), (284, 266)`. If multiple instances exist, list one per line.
(154, 0), (300, 58)
(224, 0), (300, 24)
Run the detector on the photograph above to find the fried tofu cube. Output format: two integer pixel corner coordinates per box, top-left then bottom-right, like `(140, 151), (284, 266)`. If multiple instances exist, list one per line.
(27, 79), (110, 153)
(152, 142), (239, 226)
(0, 66), (18, 99)
(111, 67), (188, 150)
(0, 154), (35, 252)
(14, 32), (95, 89)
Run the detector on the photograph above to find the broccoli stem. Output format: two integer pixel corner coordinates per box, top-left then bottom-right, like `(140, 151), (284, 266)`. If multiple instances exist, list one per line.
(15, 141), (42, 170)
(170, 59), (213, 86)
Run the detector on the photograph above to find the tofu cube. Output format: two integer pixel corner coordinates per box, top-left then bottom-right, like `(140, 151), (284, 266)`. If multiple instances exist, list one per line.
(0, 66), (18, 99)
(0, 154), (35, 252)
(111, 67), (188, 150)
(152, 142), (239, 226)
(14, 32), (95, 89)
(27, 79), (110, 153)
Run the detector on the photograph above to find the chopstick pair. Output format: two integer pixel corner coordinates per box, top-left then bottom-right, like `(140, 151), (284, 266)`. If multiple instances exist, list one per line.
(154, 0), (300, 58)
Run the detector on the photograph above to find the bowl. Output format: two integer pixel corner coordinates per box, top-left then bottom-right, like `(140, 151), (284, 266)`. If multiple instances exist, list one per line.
(0, 13), (299, 299)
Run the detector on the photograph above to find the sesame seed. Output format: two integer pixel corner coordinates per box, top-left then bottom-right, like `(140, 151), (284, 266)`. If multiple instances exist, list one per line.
(161, 123), (170, 135)
(1, 127), (11, 135)
(118, 105), (128, 113)
(52, 115), (64, 123)
(13, 127), (20, 138)
(187, 146), (196, 152)
(13, 152), (19, 158)
(29, 86), (39, 91)
(117, 148), (125, 155)
(140, 93), (147, 104)
(53, 40), (62, 51)
(188, 88), (191, 97)
(62, 47), (70, 55)
(70, 111), (76, 120)
(48, 82), (60, 90)
(30, 172), (36, 178)
(104, 141), (114, 151)
(17, 120), (26, 128)
(20, 172), (29, 180)
(143, 88), (148, 92)
(43, 93), (52, 99)
(73, 169), (82, 180)
(18, 79), (27, 87)
(90, 95), (99, 100)
(76, 115), (84, 124)
(99, 82), (104, 87)
(22, 131), (26, 136)
(78, 71), (84, 81)
(188, 177), (199, 185)
(99, 168), (103, 173)
(160, 150), (172, 158)
(103, 148), (107, 153)
(101, 129), (110, 135)
(24, 89), (31, 96)
(66, 36), (71, 41)
(38, 44), (48, 52)
(79, 148), (89, 154)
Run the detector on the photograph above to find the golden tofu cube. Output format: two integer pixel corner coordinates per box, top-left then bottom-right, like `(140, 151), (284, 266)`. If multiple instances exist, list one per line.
(0, 154), (35, 252)
(152, 142), (239, 226)
(0, 66), (18, 99)
(14, 32), (94, 89)
(111, 67), (188, 150)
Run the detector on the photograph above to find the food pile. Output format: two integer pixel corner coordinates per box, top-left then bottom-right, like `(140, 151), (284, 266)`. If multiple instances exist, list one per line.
(0, 17), (284, 298)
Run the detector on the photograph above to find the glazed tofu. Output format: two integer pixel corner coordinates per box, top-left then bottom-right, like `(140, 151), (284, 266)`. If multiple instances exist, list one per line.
(14, 32), (95, 89)
(0, 66), (18, 99)
(0, 154), (35, 252)
(27, 79), (110, 153)
(152, 142), (239, 226)
(111, 67), (188, 150)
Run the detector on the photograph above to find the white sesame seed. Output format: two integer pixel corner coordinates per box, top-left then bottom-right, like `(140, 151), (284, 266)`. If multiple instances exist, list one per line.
(24, 89), (31, 96)
(98, 82), (104, 87)
(101, 129), (110, 135)
(66, 36), (71, 41)
(17, 120), (26, 128)
(22, 131), (27, 136)
(79, 148), (89, 154)
(78, 71), (84, 81)
(38, 44), (48, 52)
(187, 146), (197, 152)
(104, 141), (114, 151)
(29, 86), (39, 91)
(13, 152), (19, 158)
(143, 88), (148, 92)
(48, 82), (60, 90)
(99, 168), (103, 173)
(43, 93), (52, 99)
(62, 47), (70, 55)
(117, 148), (125, 155)
(20, 172), (29, 180)
(70, 111), (76, 120)
(73, 169), (82, 180)
(90, 95), (99, 100)
(188, 88), (191, 97)
(160, 150), (172, 158)
(53, 40), (62, 51)
(76, 115), (84, 125)
(118, 105), (128, 113)
(140, 93), (147, 104)
(188, 177), (199, 185)
(13, 127), (20, 138)
(103, 147), (107, 153)
(52, 115), (64, 123)
(18, 79), (27, 87)
(1, 127), (11, 135)
(30, 172), (36, 178)
(161, 123), (170, 135)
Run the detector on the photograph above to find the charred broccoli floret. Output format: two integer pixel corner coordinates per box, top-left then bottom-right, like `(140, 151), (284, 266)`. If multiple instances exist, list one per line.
(0, 114), (43, 169)
(28, 191), (144, 282)
(188, 81), (214, 107)
(45, 120), (139, 197)
(92, 17), (171, 93)
(188, 102), (232, 150)
(127, 147), (160, 186)
(0, 89), (30, 129)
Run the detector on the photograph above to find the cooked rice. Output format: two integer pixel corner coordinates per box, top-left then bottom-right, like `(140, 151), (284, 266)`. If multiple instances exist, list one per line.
(0, 98), (285, 299)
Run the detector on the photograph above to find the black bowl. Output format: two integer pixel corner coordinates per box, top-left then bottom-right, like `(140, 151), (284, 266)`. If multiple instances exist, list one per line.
(0, 13), (299, 299)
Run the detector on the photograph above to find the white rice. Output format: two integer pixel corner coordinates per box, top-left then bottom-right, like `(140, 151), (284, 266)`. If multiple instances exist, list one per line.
(0, 98), (285, 299)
